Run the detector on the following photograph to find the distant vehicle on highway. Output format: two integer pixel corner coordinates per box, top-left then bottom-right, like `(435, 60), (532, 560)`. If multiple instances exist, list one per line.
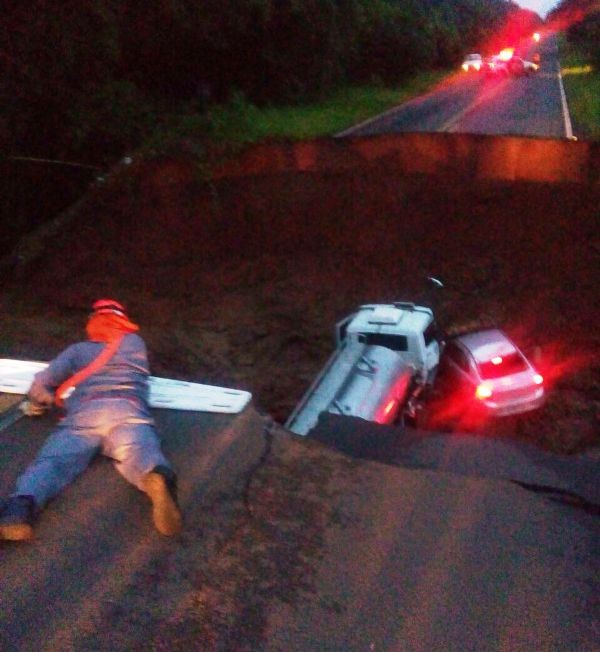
(434, 328), (545, 418)
(462, 53), (483, 72)
(507, 56), (539, 75)
(484, 55), (539, 77)
(483, 56), (508, 76)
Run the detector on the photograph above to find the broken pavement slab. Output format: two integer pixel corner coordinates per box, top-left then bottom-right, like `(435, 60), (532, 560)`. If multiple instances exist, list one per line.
(264, 438), (599, 651)
(1, 400), (598, 650)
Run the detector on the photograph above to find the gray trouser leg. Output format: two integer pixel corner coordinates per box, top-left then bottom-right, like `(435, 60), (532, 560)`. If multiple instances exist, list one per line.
(14, 429), (101, 508)
(103, 422), (171, 491)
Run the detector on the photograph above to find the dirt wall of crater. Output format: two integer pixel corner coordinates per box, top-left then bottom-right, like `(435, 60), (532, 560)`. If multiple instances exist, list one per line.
(1, 136), (598, 452)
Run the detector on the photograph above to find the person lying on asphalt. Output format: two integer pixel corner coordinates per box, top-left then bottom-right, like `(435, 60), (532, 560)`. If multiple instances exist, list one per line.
(0, 299), (182, 541)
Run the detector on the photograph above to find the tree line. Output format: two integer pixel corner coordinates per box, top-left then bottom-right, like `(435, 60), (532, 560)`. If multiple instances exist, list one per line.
(1, 0), (544, 166)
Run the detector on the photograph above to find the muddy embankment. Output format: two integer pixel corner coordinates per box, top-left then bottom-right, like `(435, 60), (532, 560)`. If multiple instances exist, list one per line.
(0, 133), (598, 452)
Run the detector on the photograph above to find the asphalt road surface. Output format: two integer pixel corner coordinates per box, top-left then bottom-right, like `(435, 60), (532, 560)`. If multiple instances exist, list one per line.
(1, 403), (598, 650)
(341, 35), (572, 140)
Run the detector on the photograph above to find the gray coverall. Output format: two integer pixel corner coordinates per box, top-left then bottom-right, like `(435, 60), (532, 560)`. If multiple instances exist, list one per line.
(13, 333), (171, 508)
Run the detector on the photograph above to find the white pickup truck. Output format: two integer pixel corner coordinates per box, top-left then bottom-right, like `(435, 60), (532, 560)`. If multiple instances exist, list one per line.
(285, 302), (443, 436)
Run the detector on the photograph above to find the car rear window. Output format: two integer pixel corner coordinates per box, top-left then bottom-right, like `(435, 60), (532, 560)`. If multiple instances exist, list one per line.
(478, 352), (528, 379)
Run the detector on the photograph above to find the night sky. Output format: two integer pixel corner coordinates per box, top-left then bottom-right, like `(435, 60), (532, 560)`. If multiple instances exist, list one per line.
(516, 0), (559, 18)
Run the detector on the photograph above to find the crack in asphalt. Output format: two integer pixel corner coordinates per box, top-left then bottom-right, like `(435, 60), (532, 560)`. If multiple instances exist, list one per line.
(511, 480), (600, 516)
(242, 414), (276, 517)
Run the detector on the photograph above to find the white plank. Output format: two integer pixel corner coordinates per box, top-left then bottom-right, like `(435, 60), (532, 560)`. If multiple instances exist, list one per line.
(0, 359), (251, 414)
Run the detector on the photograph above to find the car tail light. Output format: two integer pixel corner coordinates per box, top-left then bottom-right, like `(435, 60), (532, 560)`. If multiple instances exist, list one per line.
(476, 381), (494, 400)
(533, 373), (543, 385)
(383, 399), (396, 416)
(373, 398), (398, 425)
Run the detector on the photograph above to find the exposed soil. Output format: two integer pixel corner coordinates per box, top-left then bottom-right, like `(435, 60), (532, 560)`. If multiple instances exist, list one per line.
(0, 151), (598, 453)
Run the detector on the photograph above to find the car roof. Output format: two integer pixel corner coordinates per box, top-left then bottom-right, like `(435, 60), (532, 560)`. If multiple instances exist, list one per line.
(454, 328), (516, 363)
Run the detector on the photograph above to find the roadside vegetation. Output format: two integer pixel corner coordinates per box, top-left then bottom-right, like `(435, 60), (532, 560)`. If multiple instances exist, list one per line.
(208, 72), (449, 144)
(556, 38), (600, 140)
(549, 0), (600, 140)
(139, 72), (450, 156)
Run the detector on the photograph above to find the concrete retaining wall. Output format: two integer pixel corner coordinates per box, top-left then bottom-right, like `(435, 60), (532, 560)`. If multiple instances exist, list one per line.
(213, 132), (600, 185)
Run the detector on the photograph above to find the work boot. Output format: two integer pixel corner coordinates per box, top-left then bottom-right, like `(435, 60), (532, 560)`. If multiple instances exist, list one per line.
(0, 495), (36, 541)
(142, 466), (182, 536)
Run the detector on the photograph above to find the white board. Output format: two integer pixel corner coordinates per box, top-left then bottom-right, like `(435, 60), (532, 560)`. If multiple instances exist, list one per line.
(0, 359), (251, 414)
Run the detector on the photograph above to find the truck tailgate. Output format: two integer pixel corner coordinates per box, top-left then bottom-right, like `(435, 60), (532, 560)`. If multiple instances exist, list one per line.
(286, 341), (411, 436)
